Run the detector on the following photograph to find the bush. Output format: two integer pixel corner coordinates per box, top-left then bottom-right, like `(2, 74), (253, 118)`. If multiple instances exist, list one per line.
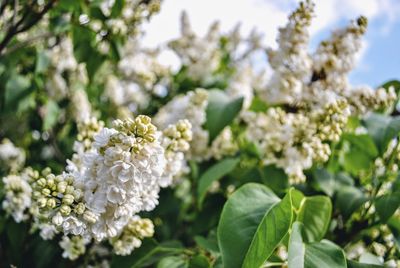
(0, 0), (399, 267)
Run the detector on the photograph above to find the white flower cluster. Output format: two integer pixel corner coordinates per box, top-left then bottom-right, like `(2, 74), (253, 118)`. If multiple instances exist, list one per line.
(45, 38), (88, 102)
(208, 127), (238, 160)
(59, 235), (89, 261)
(97, 0), (161, 36)
(243, 108), (331, 183)
(169, 12), (263, 85)
(160, 119), (192, 186)
(110, 216), (154, 256)
(154, 89), (244, 162)
(0, 138), (25, 172)
(105, 40), (171, 113)
(242, 0), (397, 182)
(30, 115), (191, 243)
(169, 12), (221, 83)
(2, 169), (33, 222)
(260, 0), (314, 105)
(154, 88), (209, 160)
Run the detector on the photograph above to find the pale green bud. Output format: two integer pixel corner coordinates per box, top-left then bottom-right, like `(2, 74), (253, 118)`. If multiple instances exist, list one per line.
(83, 210), (97, 223)
(47, 198), (57, 208)
(57, 181), (67, 193)
(65, 185), (74, 195)
(37, 178), (47, 187)
(60, 205), (71, 216)
(38, 197), (48, 208)
(75, 202), (85, 214)
(62, 194), (74, 205)
(73, 189), (83, 200)
(41, 188), (51, 196)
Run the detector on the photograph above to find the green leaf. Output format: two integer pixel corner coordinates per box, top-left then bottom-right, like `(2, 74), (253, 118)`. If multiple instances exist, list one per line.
(288, 222), (347, 268)
(35, 51), (50, 73)
(363, 113), (400, 154)
(336, 186), (368, 218)
(312, 168), (335, 196)
(297, 196), (332, 242)
(242, 188), (296, 268)
(157, 256), (188, 268)
(189, 255), (210, 268)
(42, 100), (60, 131)
(359, 252), (383, 266)
(387, 215), (400, 250)
(304, 240), (347, 268)
(111, 239), (184, 268)
(5, 74), (31, 110)
(341, 145), (373, 175)
(347, 260), (383, 268)
(258, 165), (289, 194)
(375, 192), (400, 223)
(288, 222), (305, 268)
(217, 183), (280, 268)
(194, 236), (219, 254)
(205, 90), (243, 142)
(197, 158), (239, 208)
(342, 133), (379, 158)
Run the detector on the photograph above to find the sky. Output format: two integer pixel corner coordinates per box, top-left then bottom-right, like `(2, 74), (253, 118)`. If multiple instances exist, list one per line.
(141, 0), (400, 88)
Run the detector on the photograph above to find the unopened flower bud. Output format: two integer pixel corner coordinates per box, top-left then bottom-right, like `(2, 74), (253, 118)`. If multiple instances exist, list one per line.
(47, 198), (57, 208)
(60, 205), (71, 216)
(75, 202), (85, 214)
(37, 178), (47, 187)
(57, 181), (67, 193)
(62, 194), (75, 205)
(38, 197), (48, 208)
(83, 210), (98, 223)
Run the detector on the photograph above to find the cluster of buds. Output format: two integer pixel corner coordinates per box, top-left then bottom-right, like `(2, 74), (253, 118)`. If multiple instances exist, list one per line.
(346, 86), (397, 114)
(112, 115), (157, 153)
(0, 138), (26, 172)
(313, 98), (350, 142)
(159, 119), (193, 187)
(110, 216), (155, 256)
(209, 127), (239, 160)
(76, 117), (105, 152)
(2, 168), (35, 222)
(162, 119), (192, 152)
(59, 235), (88, 261)
(31, 169), (95, 235)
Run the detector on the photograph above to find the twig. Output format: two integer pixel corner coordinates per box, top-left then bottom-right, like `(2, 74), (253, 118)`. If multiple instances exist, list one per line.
(4, 31), (53, 54)
(0, 0), (57, 55)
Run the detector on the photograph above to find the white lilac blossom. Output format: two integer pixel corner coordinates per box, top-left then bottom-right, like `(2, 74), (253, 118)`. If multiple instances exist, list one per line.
(243, 108), (330, 183)
(160, 119), (192, 186)
(260, 0), (314, 105)
(0, 138), (26, 171)
(105, 39), (170, 113)
(2, 169), (33, 222)
(208, 127), (238, 160)
(71, 89), (92, 123)
(154, 88), (209, 160)
(59, 235), (89, 261)
(31, 115), (191, 243)
(110, 216), (154, 256)
(169, 12), (221, 83)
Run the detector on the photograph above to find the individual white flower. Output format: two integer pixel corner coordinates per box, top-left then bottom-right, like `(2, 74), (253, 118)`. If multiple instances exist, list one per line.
(39, 224), (59, 240)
